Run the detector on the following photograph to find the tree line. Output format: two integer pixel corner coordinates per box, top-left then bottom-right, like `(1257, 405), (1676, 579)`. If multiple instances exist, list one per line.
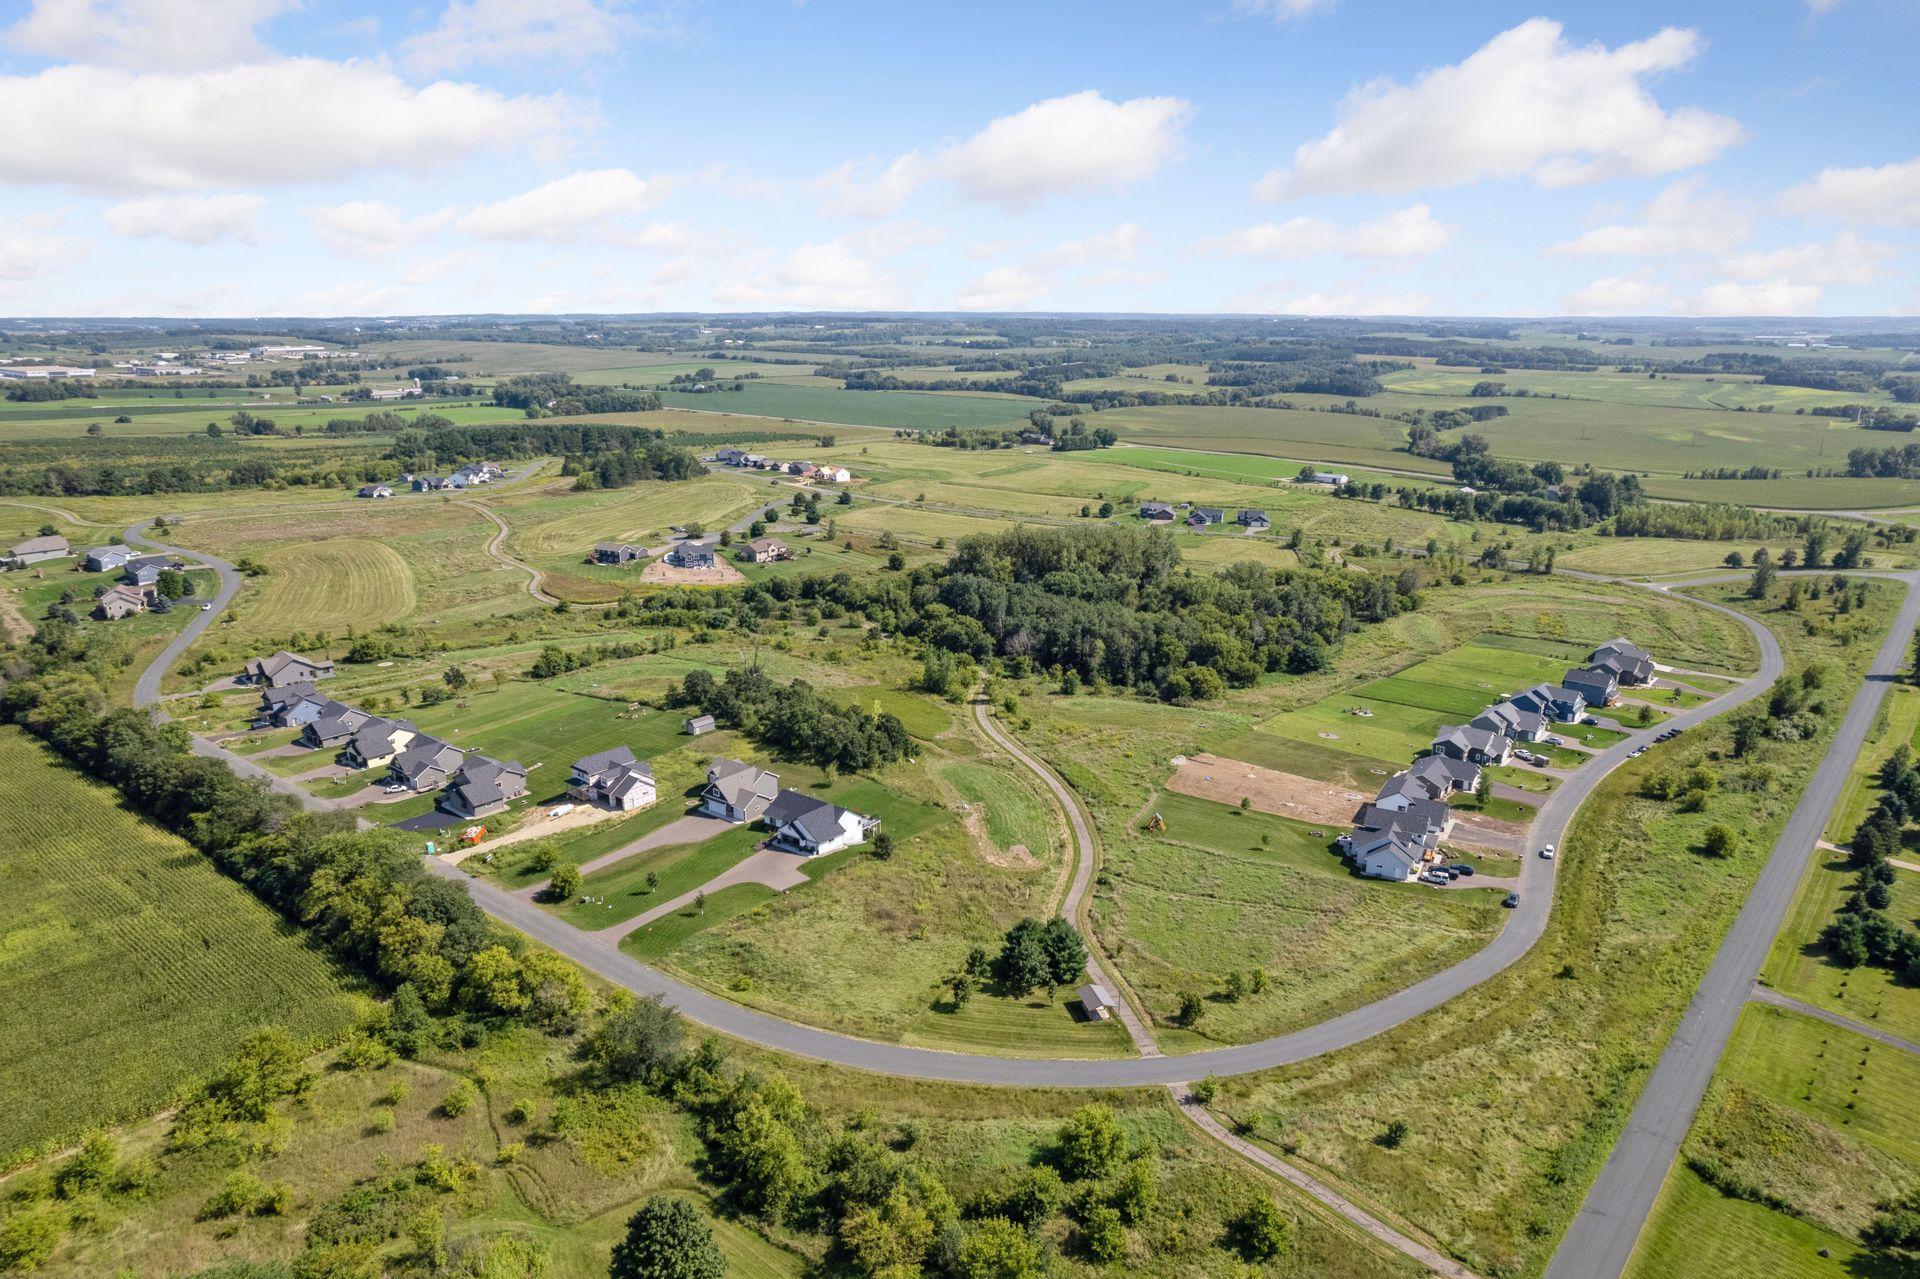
(673, 665), (913, 773)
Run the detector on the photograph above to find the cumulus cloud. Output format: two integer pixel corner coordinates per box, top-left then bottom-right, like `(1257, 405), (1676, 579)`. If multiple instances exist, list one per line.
(1562, 271), (1673, 315)
(956, 265), (1049, 311)
(311, 201), (455, 256)
(1780, 155), (1920, 226)
(1204, 204), (1452, 259)
(105, 192), (265, 245)
(1723, 232), (1896, 287)
(455, 169), (674, 243)
(1229, 287), (1434, 315)
(5, 0), (297, 70)
(817, 90), (1192, 216)
(714, 237), (902, 310)
(1688, 279), (1823, 315)
(0, 215), (87, 280)
(1551, 179), (1750, 257)
(1233, 0), (1338, 20)
(402, 0), (683, 74)
(955, 223), (1148, 310)
(812, 154), (927, 218)
(0, 61), (577, 192)
(1259, 19), (1741, 198)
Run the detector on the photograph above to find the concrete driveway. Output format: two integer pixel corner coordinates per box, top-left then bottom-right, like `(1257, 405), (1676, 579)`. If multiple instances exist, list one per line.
(595, 846), (813, 941)
(519, 812), (736, 899)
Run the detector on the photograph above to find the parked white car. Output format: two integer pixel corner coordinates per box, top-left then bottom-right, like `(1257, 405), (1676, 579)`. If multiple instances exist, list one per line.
(1539, 844), (1556, 859)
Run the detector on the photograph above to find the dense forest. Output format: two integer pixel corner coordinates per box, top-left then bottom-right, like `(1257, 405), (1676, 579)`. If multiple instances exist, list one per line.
(490, 372), (661, 416)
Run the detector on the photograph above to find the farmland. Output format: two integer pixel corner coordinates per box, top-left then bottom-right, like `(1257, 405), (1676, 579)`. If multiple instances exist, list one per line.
(1627, 1003), (1920, 1279)
(0, 726), (367, 1165)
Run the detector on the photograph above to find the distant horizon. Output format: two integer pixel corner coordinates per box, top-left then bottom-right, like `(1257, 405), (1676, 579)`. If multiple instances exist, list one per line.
(0, 312), (1914, 327)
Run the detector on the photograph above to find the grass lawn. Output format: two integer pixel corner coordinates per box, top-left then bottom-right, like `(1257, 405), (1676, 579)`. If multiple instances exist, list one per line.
(0, 727), (367, 1165)
(1090, 789), (1506, 1044)
(1625, 1164), (1893, 1279)
(900, 984), (1135, 1059)
(554, 823), (763, 928)
(1763, 849), (1920, 1044)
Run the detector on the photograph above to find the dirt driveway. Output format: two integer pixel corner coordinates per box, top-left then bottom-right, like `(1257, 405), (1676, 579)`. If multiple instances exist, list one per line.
(640, 558), (745, 586)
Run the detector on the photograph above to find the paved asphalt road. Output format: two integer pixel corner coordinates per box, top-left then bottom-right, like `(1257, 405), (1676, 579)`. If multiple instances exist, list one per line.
(1544, 571), (1920, 1279)
(416, 584), (1779, 1087)
(126, 520), (243, 711)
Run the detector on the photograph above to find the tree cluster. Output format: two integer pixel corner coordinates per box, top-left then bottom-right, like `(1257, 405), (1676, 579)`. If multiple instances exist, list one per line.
(674, 666), (912, 773)
(491, 372), (660, 416)
(1817, 746), (1920, 984)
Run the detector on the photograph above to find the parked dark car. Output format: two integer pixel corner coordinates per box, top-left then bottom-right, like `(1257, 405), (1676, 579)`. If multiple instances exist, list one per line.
(1503, 892), (1519, 908)
(1449, 864), (1475, 876)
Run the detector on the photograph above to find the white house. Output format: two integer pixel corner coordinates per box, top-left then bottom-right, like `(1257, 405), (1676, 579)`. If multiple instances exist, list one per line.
(762, 789), (875, 856)
(568, 747), (656, 812)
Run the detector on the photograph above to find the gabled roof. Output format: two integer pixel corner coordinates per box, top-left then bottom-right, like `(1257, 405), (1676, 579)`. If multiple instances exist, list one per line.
(1140, 501), (1174, 516)
(1473, 703), (1543, 736)
(1190, 506), (1225, 522)
(9, 534), (68, 556)
(705, 758), (778, 808)
(743, 536), (787, 554)
(1563, 665), (1616, 690)
(764, 788), (865, 844)
(84, 543), (132, 560)
(1410, 753), (1478, 792)
(348, 716), (413, 758)
(259, 680), (316, 709)
(247, 650), (331, 680)
(1237, 508), (1269, 522)
(1434, 724), (1510, 755)
(1355, 832), (1424, 872)
(391, 736), (463, 783)
(1591, 637), (1649, 663)
(1354, 798), (1449, 837)
(573, 745), (640, 777)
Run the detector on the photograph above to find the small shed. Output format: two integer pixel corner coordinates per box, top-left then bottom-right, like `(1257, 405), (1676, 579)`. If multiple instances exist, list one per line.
(1077, 983), (1117, 1021)
(684, 714), (717, 736)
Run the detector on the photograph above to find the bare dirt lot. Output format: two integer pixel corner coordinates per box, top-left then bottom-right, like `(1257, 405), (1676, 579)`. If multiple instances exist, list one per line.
(640, 557), (746, 586)
(1167, 752), (1527, 854)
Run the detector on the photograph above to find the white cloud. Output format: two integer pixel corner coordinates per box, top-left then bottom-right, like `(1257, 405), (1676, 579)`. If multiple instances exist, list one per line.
(455, 169), (673, 243)
(1260, 19), (1740, 198)
(0, 60), (576, 192)
(954, 223), (1147, 310)
(0, 216), (87, 281)
(956, 266), (1049, 311)
(1551, 179), (1749, 256)
(812, 154), (927, 218)
(1780, 155), (1920, 226)
(105, 192), (265, 245)
(311, 201), (454, 256)
(1562, 271), (1674, 315)
(1256, 288), (1435, 315)
(1032, 222), (1146, 270)
(945, 91), (1192, 211)
(289, 278), (412, 315)
(1233, 0), (1338, 20)
(714, 238), (902, 310)
(1687, 279), (1823, 315)
(1205, 204), (1451, 259)
(1723, 232), (1896, 287)
(5, 0), (297, 70)
(402, 0), (680, 74)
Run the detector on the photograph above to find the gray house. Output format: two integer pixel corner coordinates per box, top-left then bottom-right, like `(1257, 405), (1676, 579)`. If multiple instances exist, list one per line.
(1186, 507), (1225, 527)
(242, 650), (336, 688)
(1510, 682), (1587, 724)
(1562, 667), (1619, 708)
(255, 681), (319, 727)
(699, 758), (779, 822)
(5, 534), (70, 567)
(670, 543), (718, 569)
(592, 542), (647, 565)
(83, 544), (134, 572)
(1408, 752), (1481, 798)
(122, 553), (180, 586)
(568, 747), (656, 811)
(1140, 501), (1174, 521)
(440, 755), (529, 818)
(1589, 638), (1655, 686)
(1236, 509), (1270, 529)
(1472, 702), (1545, 743)
(1432, 724), (1513, 766)
(388, 736), (465, 792)
(300, 701), (372, 749)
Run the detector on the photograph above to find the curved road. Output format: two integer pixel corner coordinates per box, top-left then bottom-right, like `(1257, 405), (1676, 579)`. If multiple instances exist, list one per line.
(128, 543), (1788, 1085)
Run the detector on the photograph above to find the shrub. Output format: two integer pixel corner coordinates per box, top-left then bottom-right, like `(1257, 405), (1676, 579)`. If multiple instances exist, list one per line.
(1229, 1197), (1290, 1260)
(956, 1217), (1042, 1279)
(1077, 1203), (1127, 1262)
(440, 1080), (475, 1118)
(1057, 1105), (1125, 1181)
(201, 1171), (264, 1220)
(1379, 1119), (1409, 1149)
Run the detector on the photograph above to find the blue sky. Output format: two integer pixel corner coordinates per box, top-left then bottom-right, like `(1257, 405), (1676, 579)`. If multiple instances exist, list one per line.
(0, 0), (1915, 317)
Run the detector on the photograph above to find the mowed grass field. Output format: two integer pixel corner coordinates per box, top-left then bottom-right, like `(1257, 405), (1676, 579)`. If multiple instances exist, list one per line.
(0, 726), (367, 1163)
(231, 537), (415, 642)
(1628, 1004), (1920, 1279)
(1251, 639), (1579, 766)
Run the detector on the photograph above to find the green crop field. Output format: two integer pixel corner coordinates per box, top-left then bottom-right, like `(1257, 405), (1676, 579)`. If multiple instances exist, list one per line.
(653, 383), (1043, 431)
(0, 727), (366, 1164)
